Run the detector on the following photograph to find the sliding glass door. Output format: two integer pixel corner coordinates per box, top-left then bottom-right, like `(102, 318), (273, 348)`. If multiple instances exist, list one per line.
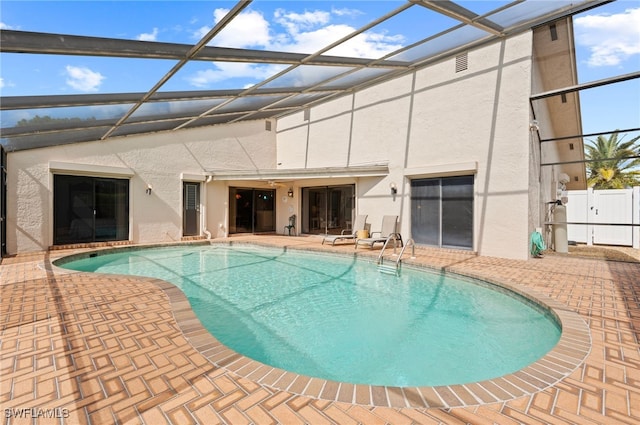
(54, 175), (129, 245)
(411, 176), (473, 249)
(302, 185), (354, 234)
(229, 188), (275, 234)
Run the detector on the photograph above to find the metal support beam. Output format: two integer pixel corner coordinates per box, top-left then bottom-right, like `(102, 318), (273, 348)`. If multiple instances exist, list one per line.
(411, 0), (505, 35)
(0, 29), (411, 69)
(531, 71), (640, 101)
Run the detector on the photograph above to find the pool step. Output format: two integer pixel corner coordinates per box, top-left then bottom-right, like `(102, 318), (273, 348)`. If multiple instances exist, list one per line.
(377, 263), (399, 276)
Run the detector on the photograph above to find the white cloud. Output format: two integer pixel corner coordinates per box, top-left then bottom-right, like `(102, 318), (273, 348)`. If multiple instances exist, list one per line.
(270, 23), (351, 53)
(137, 28), (159, 41)
(574, 7), (640, 67)
(195, 6), (405, 55)
(195, 8), (271, 49)
(65, 66), (105, 92)
(186, 62), (286, 88)
(0, 22), (15, 30)
(0, 77), (15, 91)
(274, 8), (331, 35)
(291, 26), (404, 58)
(187, 6), (405, 88)
(271, 7), (404, 56)
(331, 7), (364, 18)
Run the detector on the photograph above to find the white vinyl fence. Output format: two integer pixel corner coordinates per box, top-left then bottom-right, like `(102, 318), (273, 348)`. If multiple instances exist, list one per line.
(565, 187), (640, 248)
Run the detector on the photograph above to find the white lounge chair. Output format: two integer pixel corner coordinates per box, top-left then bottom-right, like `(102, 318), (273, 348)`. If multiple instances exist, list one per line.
(322, 214), (368, 246)
(355, 215), (401, 249)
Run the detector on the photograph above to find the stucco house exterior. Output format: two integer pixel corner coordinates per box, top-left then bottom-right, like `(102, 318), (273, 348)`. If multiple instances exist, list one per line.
(1, 13), (588, 260)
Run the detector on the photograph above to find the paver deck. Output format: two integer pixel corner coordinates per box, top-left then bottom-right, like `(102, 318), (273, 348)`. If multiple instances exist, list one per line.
(1, 235), (639, 424)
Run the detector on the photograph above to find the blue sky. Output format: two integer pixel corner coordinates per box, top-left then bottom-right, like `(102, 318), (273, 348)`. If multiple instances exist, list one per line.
(0, 0), (638, 135)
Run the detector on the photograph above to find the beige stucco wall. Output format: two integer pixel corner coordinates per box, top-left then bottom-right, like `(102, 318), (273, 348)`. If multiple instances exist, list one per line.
(7, 31), (545, 260)
(6, 121), (276, 254)
(277, 32), (535, 259)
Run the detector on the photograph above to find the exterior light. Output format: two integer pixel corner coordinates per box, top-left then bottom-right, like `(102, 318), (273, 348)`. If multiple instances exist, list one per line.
(530, 120), (539, 132)
(389, 182), (397, 195)
(146, 184), (152, 195)
(288, 188), (294, 197)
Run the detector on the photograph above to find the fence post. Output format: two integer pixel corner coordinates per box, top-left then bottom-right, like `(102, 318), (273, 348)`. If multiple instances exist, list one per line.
(634, 186), (640, 249)
(587, 187), (595, 246)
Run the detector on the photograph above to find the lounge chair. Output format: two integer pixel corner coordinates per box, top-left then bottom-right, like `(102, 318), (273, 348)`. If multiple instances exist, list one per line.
(322, 214), (368, 245)
(355, 215), (402, 249)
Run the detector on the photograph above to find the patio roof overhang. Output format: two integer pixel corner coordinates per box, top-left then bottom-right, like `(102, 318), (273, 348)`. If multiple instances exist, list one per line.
(208, 164), (389, 182)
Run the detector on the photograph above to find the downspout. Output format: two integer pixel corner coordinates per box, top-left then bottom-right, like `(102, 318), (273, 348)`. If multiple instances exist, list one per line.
(203, 175), (213, 240)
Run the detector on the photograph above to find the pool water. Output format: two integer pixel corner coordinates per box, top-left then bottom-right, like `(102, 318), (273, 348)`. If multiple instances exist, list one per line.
(61, 244), (561, 387)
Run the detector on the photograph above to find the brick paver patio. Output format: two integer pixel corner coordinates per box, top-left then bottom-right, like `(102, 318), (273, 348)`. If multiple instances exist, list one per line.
(1, 235), (639, 424)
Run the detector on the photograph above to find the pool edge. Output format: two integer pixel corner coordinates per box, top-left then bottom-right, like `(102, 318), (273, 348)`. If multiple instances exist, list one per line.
(53, 241), (592, 409)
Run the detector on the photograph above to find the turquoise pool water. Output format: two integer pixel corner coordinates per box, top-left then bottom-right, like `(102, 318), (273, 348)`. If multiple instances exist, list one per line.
(60, 244), (561, 387)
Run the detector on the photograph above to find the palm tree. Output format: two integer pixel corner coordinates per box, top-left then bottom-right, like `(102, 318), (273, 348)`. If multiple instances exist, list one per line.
(584, 131), (640, 189)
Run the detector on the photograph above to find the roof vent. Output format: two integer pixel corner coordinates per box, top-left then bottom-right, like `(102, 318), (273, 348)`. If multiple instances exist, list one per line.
(455, 52), (468, 73)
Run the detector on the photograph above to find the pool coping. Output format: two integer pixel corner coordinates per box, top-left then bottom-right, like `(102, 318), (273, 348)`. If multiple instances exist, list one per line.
(51, 240), (592, 409)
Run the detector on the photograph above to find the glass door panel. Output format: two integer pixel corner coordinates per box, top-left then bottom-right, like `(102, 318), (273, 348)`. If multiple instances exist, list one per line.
(328, 186), (354, 233)
(441, 176), (473, 249)
(94, 178), (129, 241)
(303, 187), (327, 234)
(254, 190), (275, 232)
(55, 175), (94, 244)
(230, 188), (253, 233)
(411, 179), (440, 245)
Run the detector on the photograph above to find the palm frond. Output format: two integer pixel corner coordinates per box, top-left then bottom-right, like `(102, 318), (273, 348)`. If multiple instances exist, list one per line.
(584, 131), (640, 189)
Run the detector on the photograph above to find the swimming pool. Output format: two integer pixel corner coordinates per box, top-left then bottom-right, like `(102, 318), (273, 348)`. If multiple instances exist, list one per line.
(59, 243), (561, 387)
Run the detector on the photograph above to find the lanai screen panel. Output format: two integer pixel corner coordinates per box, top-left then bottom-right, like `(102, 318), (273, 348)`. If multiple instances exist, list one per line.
(0, 0), (605, 151)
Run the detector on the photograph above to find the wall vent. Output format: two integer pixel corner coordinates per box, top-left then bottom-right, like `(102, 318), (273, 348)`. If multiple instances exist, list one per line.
(265, 120), (272, 131)
(303, 108), (310, 121)
(561, 93), (567, 103)
(455, 52), (468, 73)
